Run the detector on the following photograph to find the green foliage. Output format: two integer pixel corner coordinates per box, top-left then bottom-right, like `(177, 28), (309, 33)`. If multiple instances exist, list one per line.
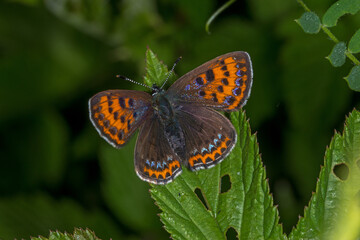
(289, 110), (360, 239)
(297, 0), (360, 92)
(1, 0), (360, 239)
(44, 0), (111, 40)
(144, 49), (170, 87)
(31, 228), (101, 240)
(349, 29), (360, 53)
(327, 42), (347, 67)
(346, 65), (360, 91)
(322, 0), (360, 27)
(0, 194), (122, 239)
(296, 12), (321, 34)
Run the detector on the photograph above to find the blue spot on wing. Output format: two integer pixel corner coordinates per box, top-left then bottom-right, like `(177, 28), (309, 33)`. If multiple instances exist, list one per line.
(235, 78), (242, 86)
(232, 88), (241, 96)
(209, 144), (215, 152)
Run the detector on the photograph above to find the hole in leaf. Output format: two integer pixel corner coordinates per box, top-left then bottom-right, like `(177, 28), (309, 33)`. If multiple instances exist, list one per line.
(194, 188), (209, 210)
(333, 163), (349, 181)
(221, 174), (232, 193)
(226, 227), (238, 240)
(357, 159), (360, 169)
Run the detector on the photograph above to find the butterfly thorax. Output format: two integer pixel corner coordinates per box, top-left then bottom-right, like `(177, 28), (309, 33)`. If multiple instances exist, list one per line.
(152, 90), (186, 160)
(152, 90), (175, 123)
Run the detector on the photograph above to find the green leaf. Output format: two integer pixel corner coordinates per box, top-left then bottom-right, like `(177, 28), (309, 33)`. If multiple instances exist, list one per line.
(151, 111), (285, 240)
(289, 110), (360, 239)
(144, 48), (169, 87)
(345, 65), (360, 92)
(296, 12), (321, 34)
(348, 28), (360, 53)
(327, 42), (347, 67)
(31, 228), (101, 240)
(322, 0), (360, 27)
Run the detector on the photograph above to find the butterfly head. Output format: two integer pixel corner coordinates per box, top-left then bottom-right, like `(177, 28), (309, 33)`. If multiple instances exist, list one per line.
(151, 84), (164, 96)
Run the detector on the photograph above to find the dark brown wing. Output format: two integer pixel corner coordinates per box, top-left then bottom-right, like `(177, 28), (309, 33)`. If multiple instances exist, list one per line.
(134, 113), (182, 184)
(175, 104), (237, 171)
(89, 90), (152, 148)
(167, 51), (253, 111)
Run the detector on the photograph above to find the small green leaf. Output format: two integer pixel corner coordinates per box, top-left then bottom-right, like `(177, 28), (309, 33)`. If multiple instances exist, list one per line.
(327, 42), (347, 67)
(296, 12), (321, 34)
(345, 65), (360, 92)
(151, 111), (285, 240)
(322, 0), (360, 27)
(289, 110), (360, 239)
(144, 48), (169, 87)
(348, 28), (360, 53)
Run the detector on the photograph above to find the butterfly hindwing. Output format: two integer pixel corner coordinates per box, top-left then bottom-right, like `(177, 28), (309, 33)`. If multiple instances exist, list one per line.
(134, 113), (182, 184)
(89, 90), (152, 148)
(176, 104), (237, 171)
(167, 51), (253, 111)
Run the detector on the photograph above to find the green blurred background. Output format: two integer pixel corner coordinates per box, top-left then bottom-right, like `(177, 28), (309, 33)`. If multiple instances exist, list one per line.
(0, 0), (359, 239)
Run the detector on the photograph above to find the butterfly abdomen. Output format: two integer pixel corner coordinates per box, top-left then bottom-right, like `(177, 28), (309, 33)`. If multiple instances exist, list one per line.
(164, 122), (186, 160)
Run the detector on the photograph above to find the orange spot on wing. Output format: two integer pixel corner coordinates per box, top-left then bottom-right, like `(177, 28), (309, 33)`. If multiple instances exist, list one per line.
(188, 137), (231, 167)
(224, 57), (235, 64)
(143, 160), (180, 180)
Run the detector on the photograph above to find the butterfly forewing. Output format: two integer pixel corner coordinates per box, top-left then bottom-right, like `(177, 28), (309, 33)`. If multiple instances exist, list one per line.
(89, 90), (152, 148)
(167, 51), (253, 111)
(135, 114), (182, 184)
(176, 105), (237, 171)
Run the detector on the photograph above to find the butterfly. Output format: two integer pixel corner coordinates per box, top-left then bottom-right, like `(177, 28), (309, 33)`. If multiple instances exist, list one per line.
(89, 51), (253, 184)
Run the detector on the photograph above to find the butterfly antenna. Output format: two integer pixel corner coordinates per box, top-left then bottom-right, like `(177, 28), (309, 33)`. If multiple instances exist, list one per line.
(160, 56), (182, 89)
(116, 75), (154, 90)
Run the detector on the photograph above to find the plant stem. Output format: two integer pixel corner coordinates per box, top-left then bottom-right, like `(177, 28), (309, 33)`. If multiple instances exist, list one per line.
(296, 0), (311, 12)
(205, 0), (236, 34)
